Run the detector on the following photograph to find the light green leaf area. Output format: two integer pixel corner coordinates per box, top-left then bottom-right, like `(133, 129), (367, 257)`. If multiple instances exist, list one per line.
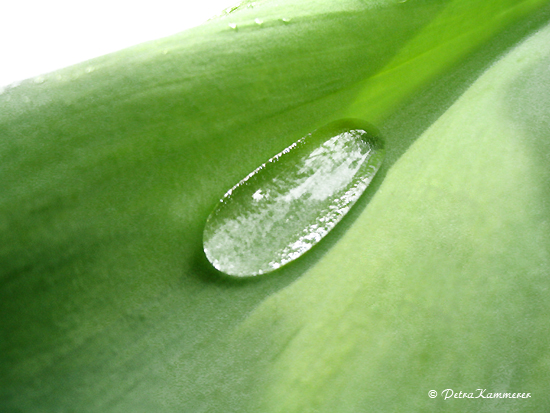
(0, 0), (549, 411)
(227, 21), (550, 413)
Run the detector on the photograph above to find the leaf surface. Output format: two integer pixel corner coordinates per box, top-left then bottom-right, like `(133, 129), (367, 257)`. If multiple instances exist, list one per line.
(1, 0), (549, 411)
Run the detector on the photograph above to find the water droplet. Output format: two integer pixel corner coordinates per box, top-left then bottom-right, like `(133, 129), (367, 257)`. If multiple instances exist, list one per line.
(228, 22), (238, 30)
(255, 18), (263, 26)
(203, 119), (385, 277)
(281, 17), (291, 23)
(85, 66), (95, 73)
(33, 76), (45, 84)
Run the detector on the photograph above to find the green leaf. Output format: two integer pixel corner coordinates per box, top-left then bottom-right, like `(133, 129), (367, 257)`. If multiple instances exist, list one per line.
(1, 0), (549, 411)
(225, 21), (550, 412)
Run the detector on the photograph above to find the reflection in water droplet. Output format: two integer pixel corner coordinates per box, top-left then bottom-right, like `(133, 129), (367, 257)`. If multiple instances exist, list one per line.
(203, 119), (385, 277)
(228, 22), (238, 30)
(281, 17), (291, 23)
(255, 18), (263, 25)
(34, 76), (45, 84)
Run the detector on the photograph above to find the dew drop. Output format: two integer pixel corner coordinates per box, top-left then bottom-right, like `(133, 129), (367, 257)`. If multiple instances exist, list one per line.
(228, 22), (238, 30)
(203, 119), (385, 277)
(254, 18), (263, 26)
(33, 76), (45, 84)
(85, 66), (95, 73)
(281, 17), (291, 23)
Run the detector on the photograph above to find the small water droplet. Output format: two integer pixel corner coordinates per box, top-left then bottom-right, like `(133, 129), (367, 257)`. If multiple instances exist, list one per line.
(255, 18), (263, 26)
(85, 66), (95, 73)
(281, 17), (291, 23)
(33, 76), (45, 84)
(203, 119), (385, 277)
(228, 22), (238, 30)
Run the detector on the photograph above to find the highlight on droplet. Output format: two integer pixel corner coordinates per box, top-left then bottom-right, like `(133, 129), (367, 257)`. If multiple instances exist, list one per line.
(203, 119), (385, 277)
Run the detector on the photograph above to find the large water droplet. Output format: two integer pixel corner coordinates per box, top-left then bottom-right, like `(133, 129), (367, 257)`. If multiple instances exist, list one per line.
(203, 119), (385, 277)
